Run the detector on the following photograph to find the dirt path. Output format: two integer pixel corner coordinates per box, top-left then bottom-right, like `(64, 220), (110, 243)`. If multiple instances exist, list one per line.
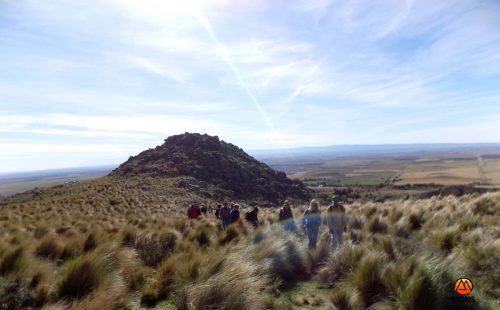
(475, 152), (488, 183)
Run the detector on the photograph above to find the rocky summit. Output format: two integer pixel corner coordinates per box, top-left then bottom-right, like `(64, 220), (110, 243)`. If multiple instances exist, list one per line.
(110, 133), (311, 203)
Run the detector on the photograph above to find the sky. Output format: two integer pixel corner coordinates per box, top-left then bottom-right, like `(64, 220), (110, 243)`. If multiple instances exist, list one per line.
(1, 0), (500, 172)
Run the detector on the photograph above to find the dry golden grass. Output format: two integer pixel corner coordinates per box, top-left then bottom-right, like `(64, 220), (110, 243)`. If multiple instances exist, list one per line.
(0, 178), (498, 309)
(396, 159), (483, 185)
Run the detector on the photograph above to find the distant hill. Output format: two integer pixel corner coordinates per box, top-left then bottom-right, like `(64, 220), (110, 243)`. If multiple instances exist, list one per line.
(110, 133), (311, 204)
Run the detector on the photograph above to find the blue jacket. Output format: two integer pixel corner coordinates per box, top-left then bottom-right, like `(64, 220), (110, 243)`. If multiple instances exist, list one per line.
(302, 209), (321, 228)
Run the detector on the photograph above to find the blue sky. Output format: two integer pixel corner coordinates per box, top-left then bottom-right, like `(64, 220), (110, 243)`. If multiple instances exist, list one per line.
(1, 0), (500, 172)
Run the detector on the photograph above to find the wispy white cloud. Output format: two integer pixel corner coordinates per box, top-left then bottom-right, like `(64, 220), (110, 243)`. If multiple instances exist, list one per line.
(1, 0), (500, 171)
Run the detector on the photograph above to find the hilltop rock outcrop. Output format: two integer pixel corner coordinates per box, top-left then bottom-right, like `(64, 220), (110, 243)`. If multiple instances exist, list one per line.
(110, 133), (311, 203)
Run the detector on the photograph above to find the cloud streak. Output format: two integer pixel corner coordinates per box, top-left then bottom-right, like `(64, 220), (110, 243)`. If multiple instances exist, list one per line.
(0, 0), (499, 171)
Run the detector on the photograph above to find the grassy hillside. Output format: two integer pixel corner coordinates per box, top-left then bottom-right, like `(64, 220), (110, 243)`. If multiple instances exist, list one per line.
(0, 179), (498, 309)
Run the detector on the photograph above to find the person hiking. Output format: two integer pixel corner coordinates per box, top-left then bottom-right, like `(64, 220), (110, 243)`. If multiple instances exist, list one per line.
(215, 204), (222, 219)
(326, 196), (347, 249)
(230, 204), (240, 224)
(188, 204), (200, 219)
(279, 200), (295, 231)
(220, 202), (231, 229)
(245, 206), (259, 227)
(200, 205), (208, 215)
(302, 199), (322, 249)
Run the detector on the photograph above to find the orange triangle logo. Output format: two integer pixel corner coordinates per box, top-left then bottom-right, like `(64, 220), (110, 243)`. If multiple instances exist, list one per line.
(454, 278), (473, 295)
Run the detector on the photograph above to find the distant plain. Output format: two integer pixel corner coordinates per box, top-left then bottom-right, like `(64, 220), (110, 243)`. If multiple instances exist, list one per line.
(2, 144), (500, 197)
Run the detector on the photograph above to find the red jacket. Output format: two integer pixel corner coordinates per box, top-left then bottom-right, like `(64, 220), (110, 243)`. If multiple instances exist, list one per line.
(188, 206), (200, 219)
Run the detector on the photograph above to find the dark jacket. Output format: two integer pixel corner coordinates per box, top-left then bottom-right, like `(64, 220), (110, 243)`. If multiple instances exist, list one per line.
(220, 206), (230, 220)
(245, 210), (259, 227)
(230, 209), (240, 223)
(279, 208), (294, 222)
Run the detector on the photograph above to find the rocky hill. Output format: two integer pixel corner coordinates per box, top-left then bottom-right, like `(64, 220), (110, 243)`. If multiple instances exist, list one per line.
(110, 133), (311, 203)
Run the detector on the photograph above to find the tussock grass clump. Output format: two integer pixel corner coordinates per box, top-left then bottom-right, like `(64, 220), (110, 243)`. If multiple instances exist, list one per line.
(178, 257), (266, 310)
(428, 227), (459, 252)
(373, 235), (397, 260)
(253, 234), (310, 288)
(120, 228), (137, 247)
(350, 253), (388, 307)
(408, 212), (424, 230)
(82, 233), (98, 252)
(134, 231), (177, 267)
(317, 243), (366, 288)
(140, 283), (159, 307)
(469, 193), (500, 216)
(328, 285), (363, 310)
(152, 248), (228, 304)
(367, 217), (388, 234)
(451, 240), (500, 298)
(349, 217), (364, 230)
(68, 287), (127, 310)
(189, 225), (213, 248)
(0, 246), (25, 276)
(217, 225), (241, 246)
(156, 257), (177, 299)
(56, 255), (103, 299)
(395, 266), (441, 310)
(55, 250), (122, 300)
(308, 232), (333, 271)
(35, 236), (64, 260)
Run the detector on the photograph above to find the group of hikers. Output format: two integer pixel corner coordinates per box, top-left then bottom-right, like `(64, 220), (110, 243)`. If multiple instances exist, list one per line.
(186, 196), (347, 250)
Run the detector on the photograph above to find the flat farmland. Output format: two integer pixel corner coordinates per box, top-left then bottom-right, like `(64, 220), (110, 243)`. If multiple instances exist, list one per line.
(269, 150), (500, 186)
(394, 158), (482, 185)
(483, 158), (500, 185)
(285, 158), (414, 186)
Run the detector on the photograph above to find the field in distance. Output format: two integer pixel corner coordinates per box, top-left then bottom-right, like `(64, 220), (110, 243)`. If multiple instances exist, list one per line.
(261, 147), (500, 187)
(0, 166), (114, 196)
